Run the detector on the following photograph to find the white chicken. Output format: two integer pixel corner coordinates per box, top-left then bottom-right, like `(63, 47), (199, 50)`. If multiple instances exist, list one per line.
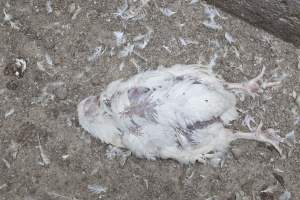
(78, 64), (284, 164)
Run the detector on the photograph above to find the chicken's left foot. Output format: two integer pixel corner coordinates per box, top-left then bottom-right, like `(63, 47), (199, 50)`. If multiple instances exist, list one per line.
(225, 66), (280, 97)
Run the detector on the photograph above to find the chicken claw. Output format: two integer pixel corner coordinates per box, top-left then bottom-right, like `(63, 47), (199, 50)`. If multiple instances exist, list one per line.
(232, 121), (284, 156)
(225, 66), (280, 97)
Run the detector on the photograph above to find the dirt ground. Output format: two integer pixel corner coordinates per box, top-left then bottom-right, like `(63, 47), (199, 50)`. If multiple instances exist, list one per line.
(0, 0), (299, 200)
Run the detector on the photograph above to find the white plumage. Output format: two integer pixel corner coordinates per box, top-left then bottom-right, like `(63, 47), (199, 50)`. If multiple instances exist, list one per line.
(78, 64), (284, 164)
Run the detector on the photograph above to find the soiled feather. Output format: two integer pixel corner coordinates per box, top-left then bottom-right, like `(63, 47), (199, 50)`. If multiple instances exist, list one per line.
(78, 64), (286, 164)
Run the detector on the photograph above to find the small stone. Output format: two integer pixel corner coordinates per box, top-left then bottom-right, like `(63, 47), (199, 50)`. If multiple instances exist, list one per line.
(6, 80), (18, 90)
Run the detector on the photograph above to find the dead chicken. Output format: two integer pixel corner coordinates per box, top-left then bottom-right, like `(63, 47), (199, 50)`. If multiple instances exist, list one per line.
(78, 64), (285, 164)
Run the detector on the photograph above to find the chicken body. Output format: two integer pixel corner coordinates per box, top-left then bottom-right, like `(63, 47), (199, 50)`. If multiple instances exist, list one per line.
(78, 64), (283, 164)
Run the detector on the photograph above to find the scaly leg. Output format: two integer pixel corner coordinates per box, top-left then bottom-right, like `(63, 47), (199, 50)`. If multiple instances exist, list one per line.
(225, 66), (280, 97)
(231, 121), (284, 156)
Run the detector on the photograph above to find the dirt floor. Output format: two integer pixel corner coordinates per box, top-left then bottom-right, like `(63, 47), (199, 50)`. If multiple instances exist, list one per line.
(0, 0), (299, 199)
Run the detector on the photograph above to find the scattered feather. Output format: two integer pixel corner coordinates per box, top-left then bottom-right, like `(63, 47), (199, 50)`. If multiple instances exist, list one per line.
(88, 184), (107, 194)
(118, 43), (134, 58)
(203, 20), (222, 30)
(178, 37), (199, 46)
(0, 184), (8, 190)
(71, 6), (81, 20)
(9, 141), (19, 159)
(88, 46), (105, 62)
(62, 154), (69, 160)
(114, 0), (129, 17)
(160, 7), (176, 17)
(189, 0), (199, 4)
(279, 190), (292, 200)
(202, 5), (222, 30)
(119, 61), (125, 71)
(143, 178), (149, 189)
(207, 52), (218, 71)
(105, 145), (131, 166)
(133, 26), (153, 49)
(114, 0), (149, 22)
(68, 3), (76, 13)
(114, 31), (126, 47)
(37, 60), (56, 76)
(133, 51), (147, 62)
(3, 9), (12, 21)
(66, 117), (72, 127)
(296, 95), (300, 107)
(2, 158), (10, 169)
(232, 46), (240, 58)
(46, 0), (53, 14)
(271, 69), (289, 82)
(285, 131), (296, 145)
(9, 21), (20, 30)
(37, 134), (50, 166)
(292, 90), (297, 99)
(162, 45), (172, 53)
(3, 9), (20, 30)
(32, 81), (64, 106)
(4, 108), (15, 119)
(45, 53), (53, 65)
(225, 32), (236, 44)
(46, 191), (79, 200)
(274, 168), (284, 173)
(130, 57), (142, 72)
(260, 185), (278, 194)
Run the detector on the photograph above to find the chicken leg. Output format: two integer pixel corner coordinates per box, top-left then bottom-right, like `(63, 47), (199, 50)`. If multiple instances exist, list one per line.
(225, 66), (280, 97)
(231, 122), (284, 155)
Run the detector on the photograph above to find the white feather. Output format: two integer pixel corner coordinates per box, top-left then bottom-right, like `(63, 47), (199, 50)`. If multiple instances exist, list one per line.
(202, 5), (222, 30)
(113, 31), (126, 47)
(160, 8), (176, 17)
(88, 184), (107, 194)
(118, 43), (134, 58)
(225, 32), (236, 44)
